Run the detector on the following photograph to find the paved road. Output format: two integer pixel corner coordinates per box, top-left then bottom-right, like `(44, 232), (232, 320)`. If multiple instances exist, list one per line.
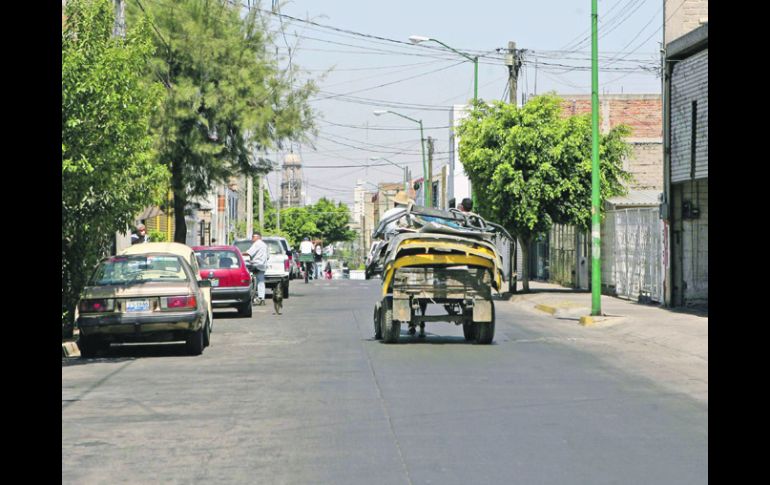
(62, 279), (707, 484)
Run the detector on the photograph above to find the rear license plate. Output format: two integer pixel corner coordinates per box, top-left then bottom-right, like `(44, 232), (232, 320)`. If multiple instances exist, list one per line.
(210, 278), (219, 287)
(126, 299), (150, 312)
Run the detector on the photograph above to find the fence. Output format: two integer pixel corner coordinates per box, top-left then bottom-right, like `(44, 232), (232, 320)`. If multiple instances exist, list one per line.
(602, 208), (663, 302)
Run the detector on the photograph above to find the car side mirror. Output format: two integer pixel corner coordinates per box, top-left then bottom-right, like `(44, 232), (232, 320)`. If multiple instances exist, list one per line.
(198, 280), (212, 288)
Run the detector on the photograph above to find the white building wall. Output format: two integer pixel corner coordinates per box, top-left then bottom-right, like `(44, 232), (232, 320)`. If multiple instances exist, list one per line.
(449, 104), (472, 205)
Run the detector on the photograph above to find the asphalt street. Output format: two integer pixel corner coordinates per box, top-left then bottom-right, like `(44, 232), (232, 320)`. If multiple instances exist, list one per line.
(62, 279), (707, 484)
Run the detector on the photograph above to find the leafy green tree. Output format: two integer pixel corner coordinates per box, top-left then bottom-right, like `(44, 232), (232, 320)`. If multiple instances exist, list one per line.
(278, 207), (320, 247)
(309, 198), (356, 244)
(62, 0), (169, 335)
(457, 94), (632, 291)
(130, 0), (317, 243)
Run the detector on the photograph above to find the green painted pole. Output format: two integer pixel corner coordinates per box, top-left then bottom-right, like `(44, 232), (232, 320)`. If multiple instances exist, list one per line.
(591, 0), (602, 316)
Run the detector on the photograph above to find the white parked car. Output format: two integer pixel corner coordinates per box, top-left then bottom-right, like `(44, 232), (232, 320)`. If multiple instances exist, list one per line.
(234, 238), (291, 298)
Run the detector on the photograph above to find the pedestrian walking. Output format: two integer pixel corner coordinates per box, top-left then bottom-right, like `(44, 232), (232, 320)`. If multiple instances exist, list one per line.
(246, 232), (268, 305)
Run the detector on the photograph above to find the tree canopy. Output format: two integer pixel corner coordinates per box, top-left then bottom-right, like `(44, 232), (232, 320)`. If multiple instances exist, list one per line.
(62, 0), (169, 333)
(457, 94), (632, 290)
(257, 195), (355, 248)
(129, 0), (318, 242)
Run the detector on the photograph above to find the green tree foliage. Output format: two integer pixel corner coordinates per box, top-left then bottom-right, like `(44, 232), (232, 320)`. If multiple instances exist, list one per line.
(256, 196), (355, 248)
(131, 0), (317, 243)
(62, 0), (169, 334)
(309, 198), (357, 244)
(457, 94), (632, 291)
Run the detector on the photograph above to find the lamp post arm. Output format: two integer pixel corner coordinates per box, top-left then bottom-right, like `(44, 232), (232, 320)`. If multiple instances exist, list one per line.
(428, 38), (475, 62)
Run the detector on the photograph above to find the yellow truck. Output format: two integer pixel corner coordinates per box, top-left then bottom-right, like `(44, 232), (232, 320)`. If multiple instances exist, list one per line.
(371, 206), (513, 344)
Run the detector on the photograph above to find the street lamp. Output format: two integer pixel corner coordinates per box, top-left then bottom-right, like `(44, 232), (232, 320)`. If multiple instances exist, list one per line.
(370, 157), (409, 194)
(409, 35), (478, 102)
(373, 110), (428, 206)
(409, 35), (479, 209)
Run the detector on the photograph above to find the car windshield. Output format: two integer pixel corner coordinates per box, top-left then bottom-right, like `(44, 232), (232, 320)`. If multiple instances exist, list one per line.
(90, 255), (190, 286)
(195, 249), (241, 270)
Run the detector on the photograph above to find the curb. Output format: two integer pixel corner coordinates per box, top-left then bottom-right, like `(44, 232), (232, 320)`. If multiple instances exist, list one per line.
(534, 304), (558, 315)
(62, 341), (80, 358)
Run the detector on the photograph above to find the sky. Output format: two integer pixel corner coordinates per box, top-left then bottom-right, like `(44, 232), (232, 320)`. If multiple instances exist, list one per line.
(257, 0), (665, 207)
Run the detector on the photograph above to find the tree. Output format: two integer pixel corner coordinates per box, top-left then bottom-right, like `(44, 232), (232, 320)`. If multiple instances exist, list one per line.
(131, 0), (317, 243)
(457, 94), (632, 291)
(309, 198), (356, 244)
(62, 0), (169, 335)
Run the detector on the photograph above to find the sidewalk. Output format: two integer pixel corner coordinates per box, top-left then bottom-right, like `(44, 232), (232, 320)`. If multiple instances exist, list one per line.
(62, 328), (80, 358)
(504, 280), (708, 404)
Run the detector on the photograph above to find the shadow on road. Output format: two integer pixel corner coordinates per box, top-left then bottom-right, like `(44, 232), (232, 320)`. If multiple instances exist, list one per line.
(63, 342), (200, 365)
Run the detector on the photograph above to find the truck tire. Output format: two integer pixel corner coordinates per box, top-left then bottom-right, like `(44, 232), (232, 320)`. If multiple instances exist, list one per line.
(381, 298), (400, 344)
(373, 302), (382, 340)
(475, 301), (495, 345)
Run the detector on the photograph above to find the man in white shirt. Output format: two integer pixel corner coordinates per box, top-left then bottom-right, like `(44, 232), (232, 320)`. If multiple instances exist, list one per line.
(299, 237), (313, 255)
(246, 232), (269, 305)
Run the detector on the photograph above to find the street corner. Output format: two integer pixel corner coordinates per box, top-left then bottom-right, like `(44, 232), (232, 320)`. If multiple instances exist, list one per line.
(62, 341), (80, 358)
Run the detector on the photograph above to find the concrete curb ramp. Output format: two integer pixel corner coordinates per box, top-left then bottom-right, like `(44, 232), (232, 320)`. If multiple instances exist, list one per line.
(62, 341), (80, 358)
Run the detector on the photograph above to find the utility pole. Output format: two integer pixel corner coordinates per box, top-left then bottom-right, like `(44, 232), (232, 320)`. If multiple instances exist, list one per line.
(590, 0), (602, 316)
(504, 41), (522, 105)
(247, 175), (253, 239)
(258, 174), (264, 232)
(427, 136), (434, 208)
(113, 0), (125, 38)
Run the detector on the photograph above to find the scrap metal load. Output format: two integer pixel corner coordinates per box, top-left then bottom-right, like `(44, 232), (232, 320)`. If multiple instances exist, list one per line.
(368, 204), (514, 344)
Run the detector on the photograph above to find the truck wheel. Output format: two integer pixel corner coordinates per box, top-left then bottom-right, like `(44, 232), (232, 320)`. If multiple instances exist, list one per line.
(283, 280), (290, 299)
(475, 301), (495, 345)
(381, 298), (400, 344)
(373, 302), (382, 340)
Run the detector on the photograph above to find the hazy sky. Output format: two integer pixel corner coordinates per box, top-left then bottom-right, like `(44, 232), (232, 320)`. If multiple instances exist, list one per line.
(260, 0), (664, 206)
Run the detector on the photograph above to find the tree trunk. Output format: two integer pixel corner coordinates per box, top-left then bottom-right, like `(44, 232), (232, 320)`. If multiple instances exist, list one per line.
(519, 236), (531, 292)
(171, 159), (187, 244)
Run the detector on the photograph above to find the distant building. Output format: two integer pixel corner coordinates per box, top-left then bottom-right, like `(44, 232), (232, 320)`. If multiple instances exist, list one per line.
(281, 153), (304, 208)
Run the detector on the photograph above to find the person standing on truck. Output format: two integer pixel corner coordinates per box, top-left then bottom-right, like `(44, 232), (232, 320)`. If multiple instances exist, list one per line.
(246, 232), (268, 306)
(459, 198), (473, 212)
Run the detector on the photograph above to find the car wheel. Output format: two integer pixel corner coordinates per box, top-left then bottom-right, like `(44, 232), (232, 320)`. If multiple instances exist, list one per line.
(283, 280), (290, 299)
(186, 327), (205, 355)
(238, 299), (253, 318)
(78, 335), (100, 358)
(203, 316), (212, 347)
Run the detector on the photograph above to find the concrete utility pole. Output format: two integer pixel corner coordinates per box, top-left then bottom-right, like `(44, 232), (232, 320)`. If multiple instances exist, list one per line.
(258, 174), (264, 232)
(247, 176), (253, 239)
(427, 136), (434, 208)
(113, 0), (125, 38)
(504, 41), (522, 105)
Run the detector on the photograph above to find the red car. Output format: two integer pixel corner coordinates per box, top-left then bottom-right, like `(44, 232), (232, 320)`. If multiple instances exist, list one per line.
(192, 245), (255, 318)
